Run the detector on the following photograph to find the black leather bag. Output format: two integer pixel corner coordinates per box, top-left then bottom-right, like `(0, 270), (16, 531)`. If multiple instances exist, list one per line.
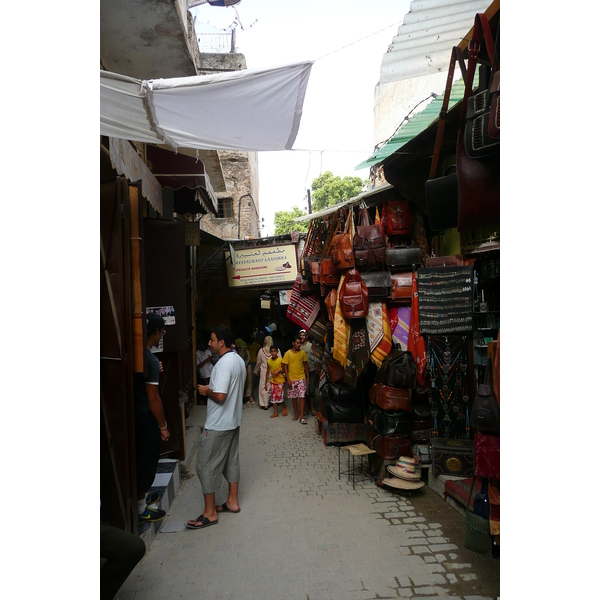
(374, 346), (417, 389)
(385, 246), (421, 272)
(361, 271), (391, 299)
(323, 382), (364, 424)
(425, 166), (459, 231)
(366, 406), (410, 436)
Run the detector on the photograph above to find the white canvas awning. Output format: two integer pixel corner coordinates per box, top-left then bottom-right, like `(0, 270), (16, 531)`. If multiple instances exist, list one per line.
(100, 61), (314, 152)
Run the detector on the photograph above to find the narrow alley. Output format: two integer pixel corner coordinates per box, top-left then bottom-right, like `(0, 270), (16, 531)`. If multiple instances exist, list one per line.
(117, 404), (500, 600)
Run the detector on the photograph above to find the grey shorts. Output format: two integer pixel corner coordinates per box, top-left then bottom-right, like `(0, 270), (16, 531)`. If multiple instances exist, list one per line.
(195, 427), (240, 494)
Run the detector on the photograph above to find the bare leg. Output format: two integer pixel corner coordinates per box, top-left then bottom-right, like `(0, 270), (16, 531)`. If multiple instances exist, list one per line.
(292, 398), (299, 420)
(300, 397), (306, 422)
(223, 481), (240, 513)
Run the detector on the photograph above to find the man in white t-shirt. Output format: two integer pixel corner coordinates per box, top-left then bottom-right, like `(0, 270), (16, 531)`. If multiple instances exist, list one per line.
(186, 325), (246, 530)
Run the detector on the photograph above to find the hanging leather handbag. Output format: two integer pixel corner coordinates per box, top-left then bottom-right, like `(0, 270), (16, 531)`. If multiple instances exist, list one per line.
(471, 357), (500, 434)
(410, 416), (433, 442)
(383, 200), (413, 236)
(385, 246), (421, 272)
(323, 381), (364, 424)
(298, 274), (314, 296)
(311, 260), (321, 285)
(353, 206), (387, 270)
(390, 272), (412, 303)
(324, 288), (337, 323)
(338, 268), (369, 319)
(367, 424), (413, 460)
(424, 46), (466, 232)
(330, 209), (355, 269)
(456, 13), (500, 232)
(374, 346), (417, 389)
(366, 406), (411, 436)
(325, 357), (345, 384)
(425, 255), (464, 268)
(474, 433), (500, 479)
(361, 271), (391, 299)
(320, 257), (340, 287)
(368, 382), (412, 412)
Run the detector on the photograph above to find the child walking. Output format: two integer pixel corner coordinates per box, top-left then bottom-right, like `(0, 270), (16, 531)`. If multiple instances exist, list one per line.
(266, 345), (287, 418)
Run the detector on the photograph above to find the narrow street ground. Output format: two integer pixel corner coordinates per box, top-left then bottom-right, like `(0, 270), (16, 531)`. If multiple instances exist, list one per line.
(117, 404), (500, 600)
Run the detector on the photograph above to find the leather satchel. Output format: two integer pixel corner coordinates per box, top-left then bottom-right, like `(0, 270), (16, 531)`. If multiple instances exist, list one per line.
(330, 210), (354, 269)
(385, 246), (421, 272)
(383, 200), (413, 236)
(367, 425), (413, 460)
(323, 381), (364, 424)
(320, 257), (340, 287)
(425, 255), (464, 268)
(353, 206), (387, 270)
(310, 259), (321, 285)
(368, 382), (412, 412)
(324, 288), (337, 323)
(410, 416), (433, 442)
(474, 433), (500, 479)
(374, 346), (417, 389)
(366, 406), (410, 436)
(390, 272), (412, 303)
(338, 268), (369, 319)
(457, 13), (500, 232)
(470, 358), (500, 434)
(424, 46), (466, 232)
(325, 357), (344, 384)
(362, 271), (391, 299)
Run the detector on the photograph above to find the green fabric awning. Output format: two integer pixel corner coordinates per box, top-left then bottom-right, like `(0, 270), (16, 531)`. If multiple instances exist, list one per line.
(354, 72), (478, 171)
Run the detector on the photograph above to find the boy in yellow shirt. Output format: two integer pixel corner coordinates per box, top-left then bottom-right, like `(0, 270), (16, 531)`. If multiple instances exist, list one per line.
(282, 334), (310, 424)
(266, 345), (287, 418)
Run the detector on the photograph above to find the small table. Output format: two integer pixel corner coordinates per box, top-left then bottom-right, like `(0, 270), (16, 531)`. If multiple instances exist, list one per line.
(338, 443), (376, 489)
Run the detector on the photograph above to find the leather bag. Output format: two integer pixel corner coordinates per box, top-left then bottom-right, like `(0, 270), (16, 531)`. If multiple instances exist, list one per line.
(338, 268), (369, 319)
(366, 406), (411, 436)
(367, 425), (413, 460)
(424, 46), (466, 232)
(383, 200), (413, 236)
(310, 259), (321, 285)
(410, 416), (433, 442)
(474, 433), (500, 479)
(324, 288), (337, 323)
(353, 206), (387, 270)
(323, 382), (364, 424)
(362, 271), (391, 299)
(374, 346), (417, 389)
(325, 357), (344, 384)
(471, 358), (499, 434)
(390, 272), (412, 302)
(457, 13), (500, 232)
(330, 209), (355, 269)
(368, 382), (412, 412)
(320, 257), (340, 287)
(425, 255), (464, 268)
(385, 246), (421, 272)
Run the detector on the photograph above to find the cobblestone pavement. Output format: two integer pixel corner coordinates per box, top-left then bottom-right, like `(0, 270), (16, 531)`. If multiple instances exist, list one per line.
(117, 403), (500, 600)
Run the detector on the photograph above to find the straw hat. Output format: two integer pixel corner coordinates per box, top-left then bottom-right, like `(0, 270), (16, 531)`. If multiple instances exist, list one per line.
(381, 477), (425, 491)
(387, 456), (422, 481)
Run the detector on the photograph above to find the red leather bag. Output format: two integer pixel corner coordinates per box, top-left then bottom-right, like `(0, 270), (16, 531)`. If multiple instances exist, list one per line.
(324, 288), (337, 323)
(338, 268), (369, 319)
(369, 382), (411, 412)
(390, 272), (412, 302)
(474, 433), (500, 479)
(353, 206), (387, 270)
(383, 200), (413, 235)
(320, 258), (340, 287)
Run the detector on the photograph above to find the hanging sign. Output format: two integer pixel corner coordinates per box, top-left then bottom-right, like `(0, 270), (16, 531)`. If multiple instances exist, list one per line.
(225, 244), (298, 288)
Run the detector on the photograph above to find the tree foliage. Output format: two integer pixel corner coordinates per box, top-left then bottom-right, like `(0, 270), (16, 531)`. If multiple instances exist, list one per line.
(273, 206), (309, 235)
(310, 171), (367, 213)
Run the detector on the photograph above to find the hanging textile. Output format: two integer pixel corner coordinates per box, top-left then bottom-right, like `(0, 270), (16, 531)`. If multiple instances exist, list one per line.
(286, 278), (320, 329)
(370, 304), (393, 368)
(332, 273), (350, 366)
(392, 306), (411, 350)
(407, 272), (427, 385)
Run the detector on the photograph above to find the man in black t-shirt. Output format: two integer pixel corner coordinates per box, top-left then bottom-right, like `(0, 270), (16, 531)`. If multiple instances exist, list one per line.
(133, 314), (171, 523)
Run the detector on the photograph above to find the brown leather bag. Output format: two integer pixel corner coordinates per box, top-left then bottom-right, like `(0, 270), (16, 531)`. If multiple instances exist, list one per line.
(320, 258), (340, 287)
(338, 268), (369, 319)
(310, 259), (321, 284)
(367, 424), (413, 460)
(330, 210), (354, 269)
(325, 358), (344, 384)
(390, 273), (412, 302)
(384, 200), (413, 236)
(324, 288), (337, 323)
(353, 206), (387, 270)
(369, 382), (412, 412)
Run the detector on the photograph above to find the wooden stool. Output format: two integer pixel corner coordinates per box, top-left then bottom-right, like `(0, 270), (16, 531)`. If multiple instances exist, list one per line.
(338, 443), (376, 489)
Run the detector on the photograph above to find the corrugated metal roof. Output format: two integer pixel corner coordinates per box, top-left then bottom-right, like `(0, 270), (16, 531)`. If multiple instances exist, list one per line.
(380, 0), (493, 83)
(355, 70), (478, 171)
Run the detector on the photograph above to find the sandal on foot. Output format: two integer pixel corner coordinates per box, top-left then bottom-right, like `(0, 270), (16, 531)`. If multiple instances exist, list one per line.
(270, 413), (279, 418)
(300, 418), (307, 425)
(216, 503), (241, 514)
(185, 515), (218, 530)
(282, 409), (288, 416)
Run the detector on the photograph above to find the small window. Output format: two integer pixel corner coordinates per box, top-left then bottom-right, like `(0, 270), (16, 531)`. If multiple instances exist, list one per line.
(218, 197), (233, 218)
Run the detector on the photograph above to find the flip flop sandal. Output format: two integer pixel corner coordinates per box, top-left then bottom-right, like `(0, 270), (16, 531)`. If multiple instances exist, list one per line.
(300, 418), (307, 425)
(216, 503), (241, 514)
(185, 515), (218, 530)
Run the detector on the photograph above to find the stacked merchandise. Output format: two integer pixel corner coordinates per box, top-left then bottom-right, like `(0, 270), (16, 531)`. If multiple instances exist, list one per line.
(367, 346), (417, 482)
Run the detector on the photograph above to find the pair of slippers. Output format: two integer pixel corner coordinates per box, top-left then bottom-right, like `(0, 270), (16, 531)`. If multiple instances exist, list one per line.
(185, 503), (240, 530)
